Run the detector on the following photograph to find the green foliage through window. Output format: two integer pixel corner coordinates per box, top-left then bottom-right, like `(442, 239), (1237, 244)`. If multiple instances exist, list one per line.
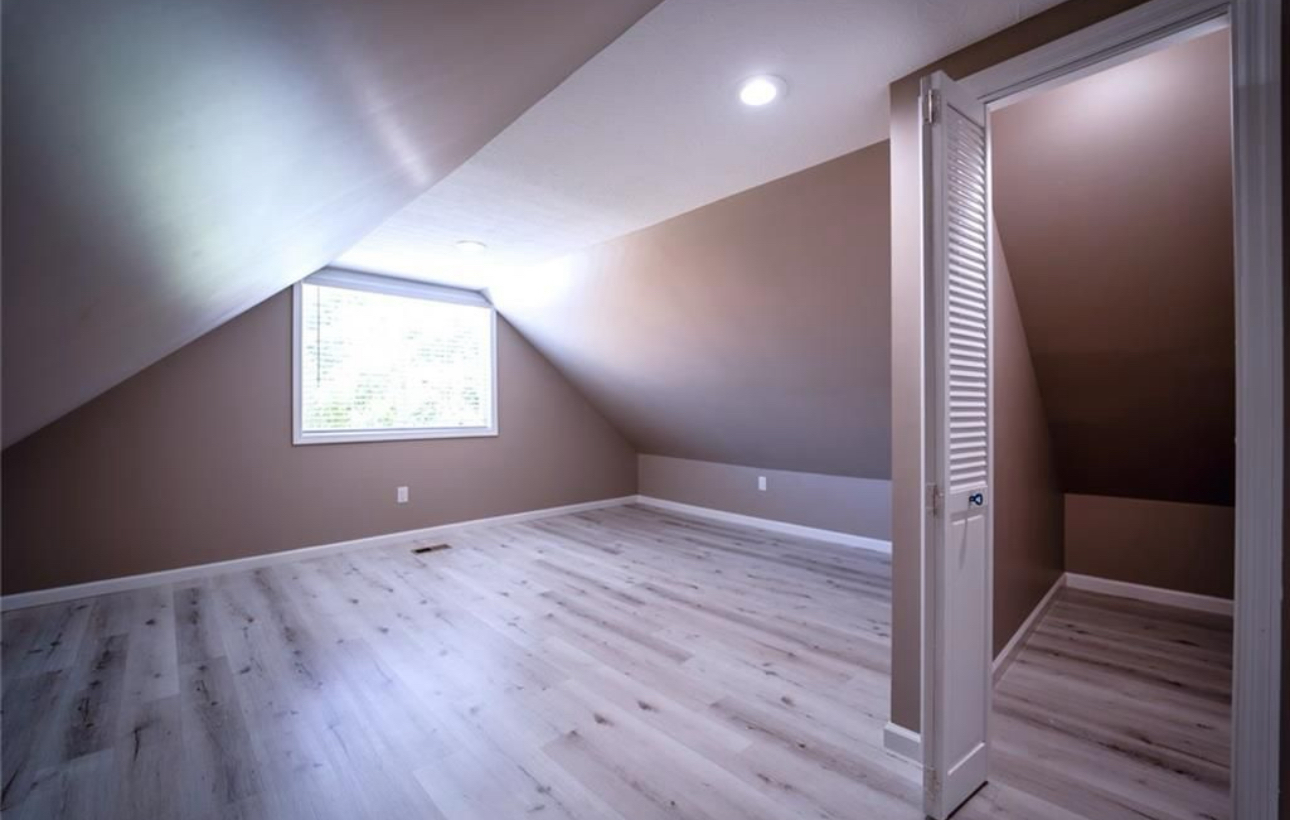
(300, 282), (493, 433)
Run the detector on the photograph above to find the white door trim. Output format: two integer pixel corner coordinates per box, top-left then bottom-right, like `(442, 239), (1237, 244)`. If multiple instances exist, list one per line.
(940, 1), (1282, 817)
(961, 0), (1230, 106)
(1227, 1), (1284, 814)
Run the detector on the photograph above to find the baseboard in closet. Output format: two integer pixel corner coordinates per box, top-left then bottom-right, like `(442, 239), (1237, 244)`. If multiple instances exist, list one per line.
(1064, 572), (1233, 616)
(993, 573), (1066, 680)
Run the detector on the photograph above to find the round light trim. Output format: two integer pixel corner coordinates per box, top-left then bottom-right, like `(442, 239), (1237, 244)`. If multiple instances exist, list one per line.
(455, 240), (488, 256)
(738, 75), (786, 107)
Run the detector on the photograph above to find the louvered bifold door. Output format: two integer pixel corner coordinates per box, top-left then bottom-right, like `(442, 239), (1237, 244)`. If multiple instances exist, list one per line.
(921, 70), (993, 820)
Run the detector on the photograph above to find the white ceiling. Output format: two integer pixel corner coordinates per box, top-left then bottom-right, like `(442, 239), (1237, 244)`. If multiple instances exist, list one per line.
(335, 0), (1063, 289)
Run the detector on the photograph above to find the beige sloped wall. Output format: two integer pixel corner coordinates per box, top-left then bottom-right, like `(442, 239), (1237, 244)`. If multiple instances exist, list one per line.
(491, 143), (893, 482)
(2, 290), (637, 594)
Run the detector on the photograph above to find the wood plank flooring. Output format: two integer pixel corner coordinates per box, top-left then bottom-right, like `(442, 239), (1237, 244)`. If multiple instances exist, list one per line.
(1, 504), (1230, 819)
(963, 588), (1232, 820)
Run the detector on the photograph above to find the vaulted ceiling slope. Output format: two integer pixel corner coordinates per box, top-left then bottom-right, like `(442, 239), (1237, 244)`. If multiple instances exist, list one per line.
(489, 143), (892, 480)
(1, 0), (660, 447)
(335, 0), (1064, 289)
(992, 29), (1234, 505)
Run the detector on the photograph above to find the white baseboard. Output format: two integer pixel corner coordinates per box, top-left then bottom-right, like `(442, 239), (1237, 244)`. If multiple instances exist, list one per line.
(883, 721), (922, 764)
(633, 495), (892, 555)
(886, 572), (1227, 769)
(993, 573), (1065, 679)
(1064, 572), (1233, 616)
(0, 496), (637, 612)
(990, 572), (1231, 680)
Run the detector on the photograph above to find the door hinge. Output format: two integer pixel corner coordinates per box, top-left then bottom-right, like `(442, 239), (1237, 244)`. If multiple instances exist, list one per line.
(926, 483), (943, 516)
(924, 89), (939, 125)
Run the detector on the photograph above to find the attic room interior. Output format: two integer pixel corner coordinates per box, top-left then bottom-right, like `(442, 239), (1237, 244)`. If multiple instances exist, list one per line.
(0, 1), (1282, 820)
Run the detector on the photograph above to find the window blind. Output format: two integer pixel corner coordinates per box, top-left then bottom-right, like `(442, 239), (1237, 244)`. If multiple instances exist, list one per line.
(299, 280), (494, 435)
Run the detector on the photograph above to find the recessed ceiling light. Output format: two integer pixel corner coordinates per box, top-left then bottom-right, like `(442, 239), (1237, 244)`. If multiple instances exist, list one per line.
(455, 240), (488, 256)
(738, 75), (786, 107)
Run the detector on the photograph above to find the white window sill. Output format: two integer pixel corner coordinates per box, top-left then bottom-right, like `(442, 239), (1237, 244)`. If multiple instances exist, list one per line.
(293, 427), (499, 446)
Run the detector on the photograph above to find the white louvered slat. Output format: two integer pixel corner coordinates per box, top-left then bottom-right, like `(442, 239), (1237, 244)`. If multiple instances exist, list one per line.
(944, 105), (989, 495)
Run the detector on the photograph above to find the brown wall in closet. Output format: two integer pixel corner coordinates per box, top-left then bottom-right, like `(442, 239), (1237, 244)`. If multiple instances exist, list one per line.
(991, 29), (1234, 506)
(887, 0), (1156, 734)
(1065, 494), (1235, 598)
(989, 27), (1236, 606)
(2, 290), (637, 594)
(991, 230), (1065, 655)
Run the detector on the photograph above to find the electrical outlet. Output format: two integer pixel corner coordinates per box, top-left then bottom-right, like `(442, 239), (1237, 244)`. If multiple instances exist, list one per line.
(397, 486), (409, 504)
(757, 476), (767, 492)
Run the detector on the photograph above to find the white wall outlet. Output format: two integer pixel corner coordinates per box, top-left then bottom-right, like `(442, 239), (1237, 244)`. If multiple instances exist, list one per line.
(757, 476), (767, 492)
(397, 486), (409, 504)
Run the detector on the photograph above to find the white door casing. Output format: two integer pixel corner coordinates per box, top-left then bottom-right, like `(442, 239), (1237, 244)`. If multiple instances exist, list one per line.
(920, 69), (993, 820)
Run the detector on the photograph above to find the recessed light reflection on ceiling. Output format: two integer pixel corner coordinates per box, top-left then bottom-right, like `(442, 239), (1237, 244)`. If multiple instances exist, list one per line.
(455, 240), (488, 256)
(738, 75), (786, 107)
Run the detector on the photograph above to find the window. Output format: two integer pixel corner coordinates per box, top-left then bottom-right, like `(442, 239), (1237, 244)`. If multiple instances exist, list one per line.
(292, 269), (497, 444)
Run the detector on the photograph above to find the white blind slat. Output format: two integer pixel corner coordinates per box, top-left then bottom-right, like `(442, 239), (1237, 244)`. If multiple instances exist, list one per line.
(300, 282), (494, 433)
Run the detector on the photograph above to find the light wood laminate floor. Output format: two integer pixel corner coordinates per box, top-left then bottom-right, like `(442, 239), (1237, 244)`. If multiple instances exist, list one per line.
(961, 589), (1231, 820)
(1, 504), (1230, 819)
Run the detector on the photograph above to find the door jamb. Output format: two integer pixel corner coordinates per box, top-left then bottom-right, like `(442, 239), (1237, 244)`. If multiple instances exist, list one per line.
(919, 0), (1282, 816)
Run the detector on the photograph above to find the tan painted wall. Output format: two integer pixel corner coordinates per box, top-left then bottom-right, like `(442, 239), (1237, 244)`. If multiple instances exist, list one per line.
(638, 454), (891, 541)
(1, 290), (637, 594)
(1065, 494), (1234, 599)
(492, 143), (892, 480)
(888, 0), (1155, 733)
(992, 30), (1234, 506)
(992, 229), (1065, 655)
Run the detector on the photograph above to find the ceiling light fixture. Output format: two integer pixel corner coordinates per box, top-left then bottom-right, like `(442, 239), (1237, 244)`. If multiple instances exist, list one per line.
(455, 240), (488, 256)
(738, 75), (786, 107)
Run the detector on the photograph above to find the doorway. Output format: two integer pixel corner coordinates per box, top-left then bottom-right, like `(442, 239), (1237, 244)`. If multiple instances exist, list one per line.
(917, 1), (1282, 818)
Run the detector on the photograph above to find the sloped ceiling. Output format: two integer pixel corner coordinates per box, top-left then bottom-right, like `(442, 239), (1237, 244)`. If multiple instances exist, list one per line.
(1, 0), (660, 447)
(335, 0), (1065, 289)
(992, 29), (1234, 505)
(489, 143), (892, 480)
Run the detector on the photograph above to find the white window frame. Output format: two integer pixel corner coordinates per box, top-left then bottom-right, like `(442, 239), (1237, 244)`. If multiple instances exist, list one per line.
(291, 268), (499, 445)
